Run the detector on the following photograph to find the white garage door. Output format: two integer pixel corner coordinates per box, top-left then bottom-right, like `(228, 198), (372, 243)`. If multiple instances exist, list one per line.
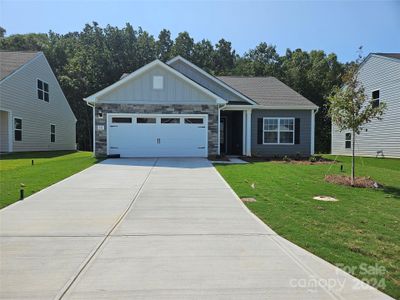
(107, 114), (208, 157)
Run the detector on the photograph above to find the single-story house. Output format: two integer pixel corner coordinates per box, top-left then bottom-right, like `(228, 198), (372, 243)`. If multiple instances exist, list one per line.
(0, 51), (76, 152)
(84, 56), (318, 158)
(331, 53), (400, 158)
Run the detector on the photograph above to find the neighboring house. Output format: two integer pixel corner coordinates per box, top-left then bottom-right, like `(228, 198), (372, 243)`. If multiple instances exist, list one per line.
(331, 53), (400, 158)
(84, 56), (318, 158)
(0, 51), (76, 152)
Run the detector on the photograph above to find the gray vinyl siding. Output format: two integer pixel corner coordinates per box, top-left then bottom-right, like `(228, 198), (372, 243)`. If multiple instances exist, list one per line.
(0, 54), (76, 152)
(252, 110), (312, 157)
(97, 65), (215, 104)
(331, 55), (400, 157)
(168, 60), (245, 103)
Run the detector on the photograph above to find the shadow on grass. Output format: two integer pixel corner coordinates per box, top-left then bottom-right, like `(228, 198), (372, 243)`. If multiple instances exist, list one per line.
(383, 186), (400, 199)
(0, 150), (78, 160)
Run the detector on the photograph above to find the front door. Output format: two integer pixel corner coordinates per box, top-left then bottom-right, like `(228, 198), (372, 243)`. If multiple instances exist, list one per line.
(220, 117), (227, 154)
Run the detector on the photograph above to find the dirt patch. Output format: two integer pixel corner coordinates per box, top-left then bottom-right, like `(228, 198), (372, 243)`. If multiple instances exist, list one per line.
(240, 156), (335, 165)
(325, 174), (381, 188)
(241, 197), (257, 203)
(285, 160), (335, 165)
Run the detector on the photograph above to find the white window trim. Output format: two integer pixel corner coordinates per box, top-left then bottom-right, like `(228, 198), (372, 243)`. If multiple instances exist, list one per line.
(345, 132), (352, 149)
(50, 123), (56, 143)
(37, 78), (49, 101)
(13, 116), (22, 142)
(371, 89), (380, 105)
(262, 117), (295, 145)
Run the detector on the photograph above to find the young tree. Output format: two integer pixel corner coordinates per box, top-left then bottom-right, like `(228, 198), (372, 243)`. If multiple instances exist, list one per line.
(328, 58), (386, 186)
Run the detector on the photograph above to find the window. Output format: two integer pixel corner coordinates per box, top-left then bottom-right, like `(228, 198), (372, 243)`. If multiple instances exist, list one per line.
(37, 79), (49, 102)
(263, 118), (294, 144)
(112, 117), (132, 123)
(14, 118), (22, 141)
(345, 133), (351, 149)
(184, 118), (203, 124)
(50, 124), (56, 143)
(137, 117), (156, 124)
(153, 76), (164, 90)
(161, 118), (180, 124)
(372, 90), (380, 108)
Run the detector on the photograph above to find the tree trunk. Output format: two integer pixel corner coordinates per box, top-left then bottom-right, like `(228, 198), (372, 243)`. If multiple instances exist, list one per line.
(351, 129), (355, 186)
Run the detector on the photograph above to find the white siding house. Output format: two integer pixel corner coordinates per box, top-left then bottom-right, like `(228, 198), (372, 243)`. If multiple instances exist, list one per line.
(331, 53), (400, 158)
(0, 51), (76, 152)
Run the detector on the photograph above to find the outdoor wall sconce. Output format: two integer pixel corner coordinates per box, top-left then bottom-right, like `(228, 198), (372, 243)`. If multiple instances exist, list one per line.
(98, 108), (103, 118)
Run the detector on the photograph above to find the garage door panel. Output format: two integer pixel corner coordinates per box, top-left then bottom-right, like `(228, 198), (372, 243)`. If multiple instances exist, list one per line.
(107, 114), (207, 157)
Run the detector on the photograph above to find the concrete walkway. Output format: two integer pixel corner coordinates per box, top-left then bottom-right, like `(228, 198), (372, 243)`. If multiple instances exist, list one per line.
(0, 158), (392, 299)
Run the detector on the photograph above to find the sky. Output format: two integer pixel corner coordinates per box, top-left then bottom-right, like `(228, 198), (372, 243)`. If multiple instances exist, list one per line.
(1, 0), (399, 62)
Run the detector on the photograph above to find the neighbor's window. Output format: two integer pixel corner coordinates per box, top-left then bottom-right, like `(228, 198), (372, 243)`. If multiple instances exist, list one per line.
(50, 124), (56, 143)
(153, 76), (164, 90)
(161, 118), (180, 124)
(14, 118), (22, 141)
(263, 118), (294, 144)
(345, 133), (351, 149)
(372, 90), (380, 108)
(37, 79), (49, 102)
(184, 118), (203, 124)
(112, 117), (132, 123)
(137, 117), (156, 124)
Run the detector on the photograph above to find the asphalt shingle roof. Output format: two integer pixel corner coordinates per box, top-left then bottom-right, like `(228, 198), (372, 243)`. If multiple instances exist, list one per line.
(217, 76), (317, 108)
(0, 51), (40, 81)
(374, 53), (400, 60)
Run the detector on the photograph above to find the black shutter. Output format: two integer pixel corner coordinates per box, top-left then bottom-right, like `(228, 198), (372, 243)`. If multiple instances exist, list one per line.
(295, 118), (300, 144)
(257, 118), (263, 144)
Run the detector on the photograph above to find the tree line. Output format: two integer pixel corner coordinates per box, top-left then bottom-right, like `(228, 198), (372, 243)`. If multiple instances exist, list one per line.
(0, 22), (348, 153)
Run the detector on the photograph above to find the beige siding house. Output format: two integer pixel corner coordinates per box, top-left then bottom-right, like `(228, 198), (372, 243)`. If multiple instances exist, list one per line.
(0, 51), (76, 152)
(331, 53), (400, 158)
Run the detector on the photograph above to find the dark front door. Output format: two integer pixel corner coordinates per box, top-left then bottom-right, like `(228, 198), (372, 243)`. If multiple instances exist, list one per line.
(220, 111), (243, 155)
(220, 117), (227, 154)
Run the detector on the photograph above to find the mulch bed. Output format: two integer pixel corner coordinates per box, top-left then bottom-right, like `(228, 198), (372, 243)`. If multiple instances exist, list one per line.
(240, 156), (335, 165)
(325, 174), (381, 188)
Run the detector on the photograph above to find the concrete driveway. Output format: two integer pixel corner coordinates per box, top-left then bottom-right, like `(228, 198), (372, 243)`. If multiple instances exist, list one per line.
(0, 158), (392, 299)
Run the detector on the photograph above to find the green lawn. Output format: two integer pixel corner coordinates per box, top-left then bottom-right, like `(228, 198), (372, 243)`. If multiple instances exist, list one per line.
(0, 151), (100, 209)
(215, 155), (400, 299)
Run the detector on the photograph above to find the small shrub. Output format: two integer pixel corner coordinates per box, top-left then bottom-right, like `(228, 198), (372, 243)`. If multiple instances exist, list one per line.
(283, 155), (291, 162)
(309, 155), (318, 162)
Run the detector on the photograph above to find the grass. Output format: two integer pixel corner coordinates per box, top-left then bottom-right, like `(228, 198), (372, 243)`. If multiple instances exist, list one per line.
(215, 155), (400, 299)
(0, 151), (101, 209)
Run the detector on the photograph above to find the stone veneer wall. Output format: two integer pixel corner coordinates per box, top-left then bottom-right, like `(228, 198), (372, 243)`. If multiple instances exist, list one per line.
(94, 103), (218, 157)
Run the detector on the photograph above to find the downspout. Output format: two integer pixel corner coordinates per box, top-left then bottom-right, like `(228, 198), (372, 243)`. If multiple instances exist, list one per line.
(84, 98), (96, 157)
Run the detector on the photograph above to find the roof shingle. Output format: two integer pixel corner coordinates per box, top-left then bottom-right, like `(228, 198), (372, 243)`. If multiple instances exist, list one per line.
(0, 51), (40, 81)
(374, 53), (400, 60)
(217, 76), (317, 108)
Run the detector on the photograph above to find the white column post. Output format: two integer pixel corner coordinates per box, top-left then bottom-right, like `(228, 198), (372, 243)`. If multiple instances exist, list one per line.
(311, 110), (315, 155)
(246, 109), (252, 156)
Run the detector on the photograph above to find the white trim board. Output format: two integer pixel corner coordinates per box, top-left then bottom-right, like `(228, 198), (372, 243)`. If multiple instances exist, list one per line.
(84, 59), (226, 105)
